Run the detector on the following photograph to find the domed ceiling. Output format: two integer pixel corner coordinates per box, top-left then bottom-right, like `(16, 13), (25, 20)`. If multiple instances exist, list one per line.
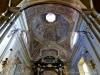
(24, 4), (80, 62)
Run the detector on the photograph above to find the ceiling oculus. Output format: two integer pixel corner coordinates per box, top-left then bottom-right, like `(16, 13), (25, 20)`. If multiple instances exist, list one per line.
(46, 13), (56, 22)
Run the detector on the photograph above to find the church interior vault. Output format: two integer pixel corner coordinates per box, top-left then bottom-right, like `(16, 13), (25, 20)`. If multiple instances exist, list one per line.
(24, 3), (80, 62)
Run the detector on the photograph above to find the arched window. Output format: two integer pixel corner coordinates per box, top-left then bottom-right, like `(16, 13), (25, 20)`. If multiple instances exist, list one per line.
(70, 32), (79, 48)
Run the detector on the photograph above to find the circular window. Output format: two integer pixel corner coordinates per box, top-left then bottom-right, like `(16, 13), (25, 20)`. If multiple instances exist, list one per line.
(46, 13), (56, 22)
